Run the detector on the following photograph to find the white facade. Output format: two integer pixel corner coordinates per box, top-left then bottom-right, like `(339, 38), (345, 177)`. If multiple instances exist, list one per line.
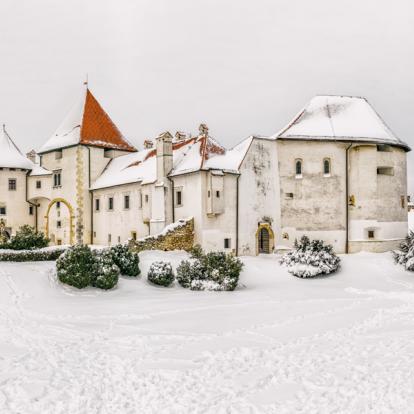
(0, 92), (411, 255)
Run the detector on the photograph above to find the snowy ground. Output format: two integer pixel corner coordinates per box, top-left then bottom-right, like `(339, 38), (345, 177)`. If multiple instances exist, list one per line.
(1, 251), (414, 413)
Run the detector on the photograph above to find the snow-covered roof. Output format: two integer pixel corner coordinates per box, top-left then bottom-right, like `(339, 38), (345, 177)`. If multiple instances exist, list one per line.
(0, 126), (34, 170)
(276, 95), (410, 150)
(29, 164), (52, 176)
(91, 130), (252, 190)
(38, 88), (137, 154)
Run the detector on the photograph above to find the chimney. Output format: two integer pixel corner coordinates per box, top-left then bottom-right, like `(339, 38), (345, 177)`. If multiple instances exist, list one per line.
(175, 131), (186, 141)
(143, 139), (153, 149)
(199, 123), (209, 137)
(156, 131), (173, 181)
(26, 149), (37, 163)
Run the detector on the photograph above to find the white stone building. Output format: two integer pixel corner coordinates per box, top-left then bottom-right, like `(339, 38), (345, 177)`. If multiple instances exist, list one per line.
(0, 89), (410, 254)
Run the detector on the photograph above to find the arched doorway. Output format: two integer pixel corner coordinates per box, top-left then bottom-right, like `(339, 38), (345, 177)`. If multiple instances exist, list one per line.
(45, 198), (75, 245)
(256, 223), (275, 254)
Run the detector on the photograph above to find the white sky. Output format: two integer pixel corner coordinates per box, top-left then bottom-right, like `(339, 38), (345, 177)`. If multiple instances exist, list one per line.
(0, 0), (413, 191)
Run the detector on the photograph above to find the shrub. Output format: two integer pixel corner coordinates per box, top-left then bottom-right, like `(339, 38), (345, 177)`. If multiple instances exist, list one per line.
(56, 245), (95, 289)
(109, 244), (140, 276)
(0, 225), (49, 250)
(91, 250), (120, 290)
(0, 247), (67, 262)
(279, 235), (340, 278)
(176, 251), (243, 291)
(147, 261), (175, 287)
(393, 232), (414, 271)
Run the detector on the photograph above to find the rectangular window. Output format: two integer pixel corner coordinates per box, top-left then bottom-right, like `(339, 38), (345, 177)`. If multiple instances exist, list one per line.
(57, 220), (62, 228)
(57, 239), (62, 245)
(377, 167), (394, 176)
(145, 194), (149, 203)
(208, 190), (211, 198)
(124, 195), (130, 209)
(36, 180), (41, 189)
(8, 179), (16, 191)
(56, 201), (61, 209)
(138, 191), (143, 208)
(224, 238), (231, 249)
(29, 206), (34, 215)
(108, 234), (111, 243)
(95, 199), (100, 211)
(176, 190), (182, 206)
(118, 236), (121, 243)
(401, 196), (406, 209)
(368, 230), (375, 239)
(53, 170), (62, 187)
(108, 197), (114, 210)
(93, 231), (96, 238)
(131, 231), (137, 241)
(216, 190), (220, 198)
(377, 145), (392, 152)
(285, 192), (294, 199)
(0, 206), (6, 215)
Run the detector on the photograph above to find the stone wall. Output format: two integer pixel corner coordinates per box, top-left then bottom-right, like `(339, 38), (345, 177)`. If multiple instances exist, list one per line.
(129, 217), (194, 252)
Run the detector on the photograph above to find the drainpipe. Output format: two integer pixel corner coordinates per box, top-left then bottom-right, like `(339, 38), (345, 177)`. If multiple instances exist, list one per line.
(86, 146), (93, 245)
(167, 175), (175, 222)
(236, 174), (240, 256)
(345, 143), (353, 253)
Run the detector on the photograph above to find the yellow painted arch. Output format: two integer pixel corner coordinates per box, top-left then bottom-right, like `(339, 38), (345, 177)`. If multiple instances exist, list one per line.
(256, 222), (275, 255)
(44, 197), (75, 244)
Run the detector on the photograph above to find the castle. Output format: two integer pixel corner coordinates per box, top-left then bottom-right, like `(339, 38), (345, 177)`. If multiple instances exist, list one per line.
(0, 88), (410, 254)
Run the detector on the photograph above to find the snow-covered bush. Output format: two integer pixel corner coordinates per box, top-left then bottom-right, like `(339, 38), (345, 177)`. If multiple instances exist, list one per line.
(91, 250), (120, 290)
(147, 261), (175, 287)
(109, 244), (140, 276)
(0, 246), (67, 262)
(56, 245), (95, 289)
(176, 251), (243, 291)
(280, 236), (340, 278)
(393, 232), (414, 271)
(0, 225), (49, 250)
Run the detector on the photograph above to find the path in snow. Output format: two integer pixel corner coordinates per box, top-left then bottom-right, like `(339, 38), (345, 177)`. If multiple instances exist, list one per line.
(1, 251), (414, 413)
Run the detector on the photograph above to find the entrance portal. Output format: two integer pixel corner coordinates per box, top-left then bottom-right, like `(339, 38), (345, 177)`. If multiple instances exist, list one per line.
(258, 227), (270, 254)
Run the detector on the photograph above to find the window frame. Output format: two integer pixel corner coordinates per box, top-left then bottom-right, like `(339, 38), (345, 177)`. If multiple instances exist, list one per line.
(295, 159), (303, 178)
(8, 178), (17, 191)
(323, 158), (331, 176)
(124, 194), (130, 210)
(108, 197), (114, 211)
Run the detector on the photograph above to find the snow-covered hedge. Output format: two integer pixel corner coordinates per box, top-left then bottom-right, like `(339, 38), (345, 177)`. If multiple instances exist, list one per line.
(0, 246), (67, 262)
(280, 236), (340, 278)
(91, 250), (120, 290)
(109, 244), (140, 276)
(0, 225), (49, 251)
(176, 250), (243, 291)
(393, 232), (414, 271)
(147, 261), (175, 287)
(57, 245), (95, 289)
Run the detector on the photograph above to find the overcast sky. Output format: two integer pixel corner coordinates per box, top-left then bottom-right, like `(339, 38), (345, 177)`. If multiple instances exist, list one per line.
(0, 0), (413, 191)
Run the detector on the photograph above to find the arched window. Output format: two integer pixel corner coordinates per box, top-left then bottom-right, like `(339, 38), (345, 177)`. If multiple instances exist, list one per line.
(295, 159), (302, 176)
(323, 158), (331, 175)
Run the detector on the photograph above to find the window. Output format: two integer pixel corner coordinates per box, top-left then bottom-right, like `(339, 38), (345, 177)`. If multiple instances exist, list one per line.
(216, 190), (220, 198)
(224, 238), (231, 249)
(29, 206), (34, 215)
(56, 201), (61, 209)
(95, 199), (100, 211)
(0, 206), (6, 215)
(108, 234), (112, 243)
(323, 158), (331, 175)
(138, 191), (143, 208)
(368, 230), (375, 239)
(377, 167), (394, 176)
(285, 192), (294, 199)
(108, 197), (114, 211)
(93, 231), (96, 238)
(145, 194), (149, 203)
(118, 236), (121, 243)
(53, 170), (61, 187)
(295, 159), (302, 177)
(208, 190), (211, 198)
(401, 196), (406, 209)
(36, 180), (41, 189)
(131, 231), (137, 241)
(8, 179), (16, 191)
(124, 195), (130, 209)
(377, 144), (392, 152)
(57, 220), (62, 228)
(57, 239), (62, 245)
(176, 190), (182, 206)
